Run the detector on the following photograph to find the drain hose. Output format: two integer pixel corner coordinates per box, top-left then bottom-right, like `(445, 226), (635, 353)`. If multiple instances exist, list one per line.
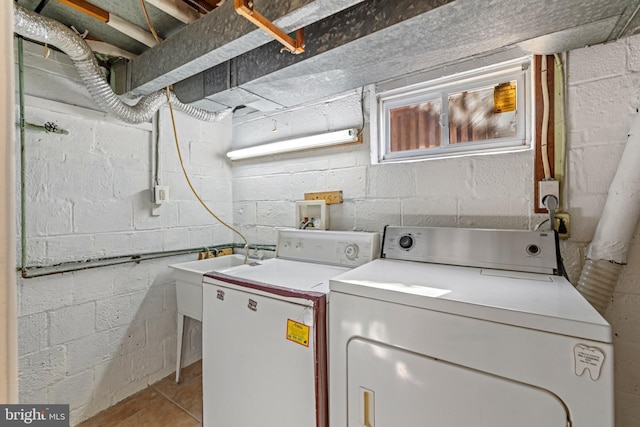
(13, 3), (228, 124)
(576, 110), (640, 314)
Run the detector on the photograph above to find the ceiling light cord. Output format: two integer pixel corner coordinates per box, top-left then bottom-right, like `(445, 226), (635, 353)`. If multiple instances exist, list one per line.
(141, 0), (250, 263)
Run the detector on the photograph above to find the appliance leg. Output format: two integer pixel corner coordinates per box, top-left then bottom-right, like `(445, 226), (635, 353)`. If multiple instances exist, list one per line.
(176, 313), (185, 383)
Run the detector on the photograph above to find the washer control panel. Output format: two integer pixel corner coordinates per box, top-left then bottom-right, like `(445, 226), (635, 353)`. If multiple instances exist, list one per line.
(382, 226), (558, 274)
(276, 229), (381, 267)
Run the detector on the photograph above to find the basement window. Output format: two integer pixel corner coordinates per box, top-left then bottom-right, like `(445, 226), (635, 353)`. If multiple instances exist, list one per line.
(375, 58), (531, 162)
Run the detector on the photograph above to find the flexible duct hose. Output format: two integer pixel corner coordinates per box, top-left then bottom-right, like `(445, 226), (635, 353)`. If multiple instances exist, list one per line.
(576, 110), (640, 314)
(576, 259), (622, 314)
(13, 4), (228, 124)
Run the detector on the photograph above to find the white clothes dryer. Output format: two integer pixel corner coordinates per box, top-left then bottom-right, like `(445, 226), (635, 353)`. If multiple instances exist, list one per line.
(329, 226), (613, 427)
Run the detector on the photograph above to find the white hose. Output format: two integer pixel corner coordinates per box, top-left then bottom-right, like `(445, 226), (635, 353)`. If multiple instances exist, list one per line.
(576, 110), (640, 314)
(13, 3), (228, 124)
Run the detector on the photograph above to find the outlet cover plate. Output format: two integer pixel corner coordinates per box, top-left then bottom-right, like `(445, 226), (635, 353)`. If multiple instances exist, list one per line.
(538, 180), (559, 209)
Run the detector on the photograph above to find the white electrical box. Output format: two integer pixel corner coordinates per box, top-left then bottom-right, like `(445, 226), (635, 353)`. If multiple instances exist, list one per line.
(538, 180), (559, 209)
(154, 185), (170, 204)
(295, 200), (329, 230)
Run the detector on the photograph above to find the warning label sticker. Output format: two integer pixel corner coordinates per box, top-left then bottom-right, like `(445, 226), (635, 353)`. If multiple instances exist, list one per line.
(286, 319), (310, 347)
(494, 82), (517, 113)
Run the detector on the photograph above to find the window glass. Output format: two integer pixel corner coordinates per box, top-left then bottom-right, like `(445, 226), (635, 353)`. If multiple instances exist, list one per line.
(389, 99), (442, 152)
(448, 81), (518, 144)
(376, 59), (530, 163)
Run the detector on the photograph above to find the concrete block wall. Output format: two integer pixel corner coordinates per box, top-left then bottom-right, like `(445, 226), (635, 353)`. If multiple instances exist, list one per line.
(18, 101), (234, 264)
(17, 256), (201, 423)
(232, 93), (540, 243)
(16, 63), (234, 424)
(232, 35), (640, 426)
(565, 36), (640, 425)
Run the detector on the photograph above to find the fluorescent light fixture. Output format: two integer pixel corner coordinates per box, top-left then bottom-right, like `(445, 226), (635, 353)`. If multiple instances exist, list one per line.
(226, 128), (361, 160)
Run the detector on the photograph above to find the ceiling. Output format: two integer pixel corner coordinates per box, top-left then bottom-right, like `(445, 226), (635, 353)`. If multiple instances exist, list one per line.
(15, 0), (640, 115)
(17, 0), (189, 54)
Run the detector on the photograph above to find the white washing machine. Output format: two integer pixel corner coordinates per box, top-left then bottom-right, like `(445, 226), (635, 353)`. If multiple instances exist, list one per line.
(202, 229), (380, 427)
(329, 226), (613, 427)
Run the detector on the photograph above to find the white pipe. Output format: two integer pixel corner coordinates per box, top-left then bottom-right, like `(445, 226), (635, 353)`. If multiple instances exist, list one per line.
(553, 53), (567, 209)
(86, 40), (137, 60)
(106, 14), (161, 48)
(541, 56), (551, 179)
(586, 113), (640, 263)
(576, 110), (640, 314)
(146, 0), (200, 24)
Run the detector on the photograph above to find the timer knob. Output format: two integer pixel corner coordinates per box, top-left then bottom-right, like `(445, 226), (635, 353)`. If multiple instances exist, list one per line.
(345, 244), (359, 260)
(398, 234), (414, 250)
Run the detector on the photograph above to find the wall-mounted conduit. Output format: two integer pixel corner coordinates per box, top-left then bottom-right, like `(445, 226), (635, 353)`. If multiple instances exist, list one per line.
(19, 243), (276, 278)
(17, 36), (27, 278)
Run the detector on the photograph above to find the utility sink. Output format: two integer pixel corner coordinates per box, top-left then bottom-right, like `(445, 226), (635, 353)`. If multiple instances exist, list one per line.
(170, 254), (246, 321)
(169, 254), (246, 382)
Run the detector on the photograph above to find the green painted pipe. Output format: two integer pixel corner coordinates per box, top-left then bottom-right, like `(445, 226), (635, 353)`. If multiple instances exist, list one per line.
(18, 36), (26, 276)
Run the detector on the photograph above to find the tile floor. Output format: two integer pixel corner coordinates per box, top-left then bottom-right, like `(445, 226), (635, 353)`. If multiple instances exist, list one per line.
(78, 360), (203, 427)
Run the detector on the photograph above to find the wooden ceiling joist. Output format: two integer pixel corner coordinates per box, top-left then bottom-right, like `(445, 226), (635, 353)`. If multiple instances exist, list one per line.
(58, 0), (161, 47)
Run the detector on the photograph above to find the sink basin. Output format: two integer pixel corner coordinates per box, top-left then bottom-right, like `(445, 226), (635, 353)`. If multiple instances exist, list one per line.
(170, 254), (246, 321)
(170, 253), (247, 382)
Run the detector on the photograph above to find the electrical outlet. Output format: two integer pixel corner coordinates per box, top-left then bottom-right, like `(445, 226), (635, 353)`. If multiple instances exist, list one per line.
(154, 186), (170, 204)
(538, 180), (559, 210)
(555, 212), (570, 239)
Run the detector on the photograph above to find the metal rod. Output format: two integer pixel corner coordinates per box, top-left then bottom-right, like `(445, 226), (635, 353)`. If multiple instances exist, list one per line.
(24, 122), (69, 135)
(20, 243), (276, 278)
(609, 0), (640, 40)
(153, 111), (160, 186)
(34, 0), (52, 13)
(18, 36), (26, 278)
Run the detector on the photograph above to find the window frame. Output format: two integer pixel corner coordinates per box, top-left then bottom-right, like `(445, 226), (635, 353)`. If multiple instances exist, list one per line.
(376, 57), (532, 163)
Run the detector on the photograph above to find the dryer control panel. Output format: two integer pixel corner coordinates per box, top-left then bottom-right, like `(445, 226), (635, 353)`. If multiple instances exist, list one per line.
(382, 226), (558, 275)
(276, 229), (380, 267)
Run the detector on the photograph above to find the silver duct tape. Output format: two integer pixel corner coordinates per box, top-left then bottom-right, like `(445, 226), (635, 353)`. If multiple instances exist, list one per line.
(13, 3), (228, 124)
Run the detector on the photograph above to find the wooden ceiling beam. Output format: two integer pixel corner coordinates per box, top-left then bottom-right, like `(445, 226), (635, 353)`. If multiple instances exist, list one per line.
(58, 0), (109, 23)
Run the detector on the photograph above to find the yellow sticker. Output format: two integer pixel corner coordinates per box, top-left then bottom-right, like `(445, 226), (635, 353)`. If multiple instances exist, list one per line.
(494, 82), (517, 113)
(286, 319), (310, 347)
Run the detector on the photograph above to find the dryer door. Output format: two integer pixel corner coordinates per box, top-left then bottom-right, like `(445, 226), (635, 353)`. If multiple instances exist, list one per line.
(347, 339), (568, 427)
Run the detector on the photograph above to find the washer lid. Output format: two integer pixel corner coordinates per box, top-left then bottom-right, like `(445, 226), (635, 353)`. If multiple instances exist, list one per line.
(204, 258), (350, 295)
(330, 258), (611, 343)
